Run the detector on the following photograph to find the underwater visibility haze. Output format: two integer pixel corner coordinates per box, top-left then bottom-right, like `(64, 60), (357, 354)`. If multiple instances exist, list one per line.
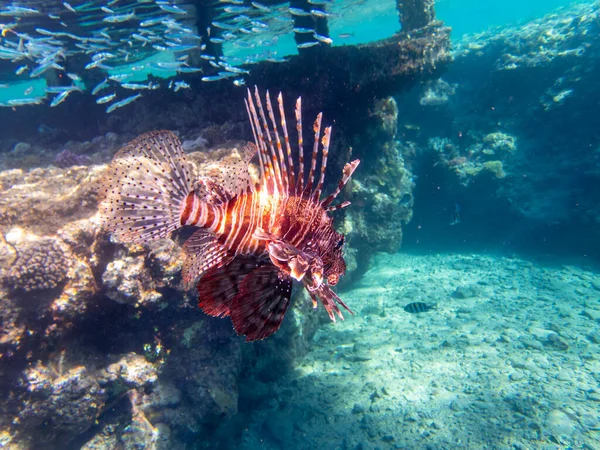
(0, 0), (600, 449)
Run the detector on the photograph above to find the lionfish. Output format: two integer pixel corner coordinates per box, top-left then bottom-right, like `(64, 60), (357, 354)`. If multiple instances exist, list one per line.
(99, 88), (360, 341)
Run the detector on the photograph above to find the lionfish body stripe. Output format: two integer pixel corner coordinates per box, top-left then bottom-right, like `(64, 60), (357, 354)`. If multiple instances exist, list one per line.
(99, 88), (360, 341)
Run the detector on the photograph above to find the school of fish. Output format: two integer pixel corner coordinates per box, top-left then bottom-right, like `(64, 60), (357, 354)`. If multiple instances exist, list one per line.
(0, 0), (357, 111)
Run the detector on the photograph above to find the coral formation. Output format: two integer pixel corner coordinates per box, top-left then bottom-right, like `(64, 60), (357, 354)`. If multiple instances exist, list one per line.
(339, 96), (415, 280)
(0, 141), (330, 449)
(3, 236), (71, 292)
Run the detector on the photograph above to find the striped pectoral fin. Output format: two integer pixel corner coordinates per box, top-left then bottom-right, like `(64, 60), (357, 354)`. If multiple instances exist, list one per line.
(197, 256), (264, 318)
(182, 229), (233, 283)
(253, 228), (310, 282)
(229, 265), (293, 342)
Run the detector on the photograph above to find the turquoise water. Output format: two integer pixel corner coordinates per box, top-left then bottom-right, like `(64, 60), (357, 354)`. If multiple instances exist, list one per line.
(437, 0), (589, 37)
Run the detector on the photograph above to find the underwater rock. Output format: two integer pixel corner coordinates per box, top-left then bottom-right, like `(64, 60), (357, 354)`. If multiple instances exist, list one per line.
(181, 134), (209, 152)
(3, 234), (71, 293)
(420, 78), (457, 106)
(340, 96), (415, 280)
(544, 409), (577, 441)
(18, 364), (108, 445)
(54, 149), (92, 169)
(0, 165), (105, 236)
(1, 138), (333, 448)
(102, 353), (158, 389)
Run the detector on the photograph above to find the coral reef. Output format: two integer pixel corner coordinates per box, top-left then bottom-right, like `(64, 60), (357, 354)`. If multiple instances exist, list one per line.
(393, 1), (600, 258)
(428, 131), (517, 184)
(0, 142), (328, 449)
(339, 96), (415, 282)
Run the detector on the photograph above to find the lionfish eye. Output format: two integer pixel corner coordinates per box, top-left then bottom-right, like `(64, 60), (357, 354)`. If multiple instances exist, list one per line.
(335, 236), (345, 249)
(327, 274), (339, 286)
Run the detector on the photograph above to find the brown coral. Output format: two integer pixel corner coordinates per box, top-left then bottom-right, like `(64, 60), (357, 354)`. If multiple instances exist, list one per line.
(4, 238), (71, 292)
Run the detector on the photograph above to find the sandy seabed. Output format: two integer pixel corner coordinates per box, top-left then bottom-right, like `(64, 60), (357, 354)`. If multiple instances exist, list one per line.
(239, 252), (600, 450)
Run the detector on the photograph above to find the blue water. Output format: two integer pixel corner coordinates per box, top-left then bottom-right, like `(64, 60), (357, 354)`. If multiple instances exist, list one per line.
(437, 0), (588, 37)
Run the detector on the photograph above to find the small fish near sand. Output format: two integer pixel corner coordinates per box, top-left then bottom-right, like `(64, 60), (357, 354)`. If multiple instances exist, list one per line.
(404, 302), (436, 314)
(99, 87), (360, 341)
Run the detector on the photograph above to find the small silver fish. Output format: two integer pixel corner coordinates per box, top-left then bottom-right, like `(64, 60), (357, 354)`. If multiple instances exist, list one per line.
(50, 89), (74, 107)
(173, 81), (190, 92)
(103, 12), (136, 23)
(224, 6), (250, 13)
(289, 7), (310, 16)
(96, 92), (116, 104)
(158, 4), (187, 14)
(92, 78), (109, 95)
(294, 27), (315, 34)
(297, 41), (319, 49)
(313, 33), (333, 44)
(121, 82), (156, 90)
(45, 85), (81, 94)
(251, 1), (271, 11)
(201, 74), (227, 82)
(63, 2), (76, 13)
(177, 67), (203, 73)
(8, 97), (45, 106)
(106, 93), (141, 113)
(310, 9), (329, 18)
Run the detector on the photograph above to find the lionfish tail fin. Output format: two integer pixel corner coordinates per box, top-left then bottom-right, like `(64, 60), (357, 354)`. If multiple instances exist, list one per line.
(230, 265), (292, 341)
(321, 159), (360, 209)
(99, 130), (192, 243)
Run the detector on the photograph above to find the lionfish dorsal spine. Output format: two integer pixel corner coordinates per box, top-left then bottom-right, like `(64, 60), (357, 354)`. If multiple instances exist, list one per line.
(312, 125), (331, 202)
(277, 92), (296, 190)
(295, 97), (304, 195)
(304, 112), (322, 195)
(320, 159), (360, 209)
(265, 90), (290, 193)
(244, 97), (266, 182)
(252, 87), (284, 193)
(246, 88), (360, 210)
(245, 92), (276, 192)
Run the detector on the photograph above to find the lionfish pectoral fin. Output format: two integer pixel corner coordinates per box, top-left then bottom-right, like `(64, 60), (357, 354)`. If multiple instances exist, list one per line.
(229, 265), (293, 342)
(182, 229), (233, 283)
(197, 256), (264, 318)
(263, 239), (310, 282)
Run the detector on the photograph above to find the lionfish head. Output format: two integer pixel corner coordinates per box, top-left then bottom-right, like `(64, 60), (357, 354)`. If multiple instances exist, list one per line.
(301, 221), (347, 292)
(323, 232), (346, 286)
